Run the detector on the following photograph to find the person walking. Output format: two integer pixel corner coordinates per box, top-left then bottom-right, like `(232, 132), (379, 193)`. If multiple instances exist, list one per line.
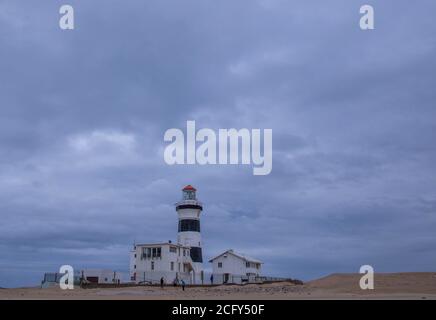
(181, 279), (185, 291)
(160, 277), (164, 289)
(210, 274), (214, 285)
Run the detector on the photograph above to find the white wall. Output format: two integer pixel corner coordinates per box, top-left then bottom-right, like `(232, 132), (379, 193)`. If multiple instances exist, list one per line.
(212, 254), (246, 276)
(177, 206), (201, 219)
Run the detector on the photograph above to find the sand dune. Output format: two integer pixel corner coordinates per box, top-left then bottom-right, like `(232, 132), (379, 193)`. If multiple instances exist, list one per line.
(1, 272), (435, 300)
(307, 272), (436, 294)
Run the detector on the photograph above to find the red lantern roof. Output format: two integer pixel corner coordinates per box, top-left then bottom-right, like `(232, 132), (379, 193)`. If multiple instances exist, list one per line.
(182, 185), (196, 191)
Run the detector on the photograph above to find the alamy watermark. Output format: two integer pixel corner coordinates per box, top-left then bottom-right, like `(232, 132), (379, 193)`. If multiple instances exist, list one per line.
(59, 265), (74, 290)
(58, 4), (376, 31)
(359, 265), (374, 290)
(164, 121), (272, 175)
(59, 5), (74, 30)
(360, 5), (375, 30)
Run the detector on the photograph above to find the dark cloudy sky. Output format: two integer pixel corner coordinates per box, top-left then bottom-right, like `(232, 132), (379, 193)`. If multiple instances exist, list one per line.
(1, 0), (435, 287)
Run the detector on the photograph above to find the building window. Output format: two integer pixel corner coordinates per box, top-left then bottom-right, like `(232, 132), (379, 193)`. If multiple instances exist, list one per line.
(134, 265), (136, 269)
(218, 262), (222, 268)
(170, 246), (177, 253)
(183, 250), (186, 256)
(178, 263), (181, 271)
(246, 262), (250, 268)
(134, 254), (136, 258)
(151, 247), (162, 258)
(151, 261), (154, 270)
(170, 262), (174, 271)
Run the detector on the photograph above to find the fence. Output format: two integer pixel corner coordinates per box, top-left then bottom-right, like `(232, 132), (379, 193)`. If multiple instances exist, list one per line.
(205, 273), (284, 285)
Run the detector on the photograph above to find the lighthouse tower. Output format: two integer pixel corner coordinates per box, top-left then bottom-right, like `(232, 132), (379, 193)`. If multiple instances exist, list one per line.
(176, 185), (203, 281)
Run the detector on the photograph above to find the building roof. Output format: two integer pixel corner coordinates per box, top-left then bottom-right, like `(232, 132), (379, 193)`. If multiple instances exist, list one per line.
(183, 185), (196, 191)
(208, 249), (262, 264)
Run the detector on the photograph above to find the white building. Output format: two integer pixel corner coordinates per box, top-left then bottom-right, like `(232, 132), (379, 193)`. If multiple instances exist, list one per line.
(129, 185), (205, 284)
(209, 249), (262, 284)
(130, 242), (196, 284)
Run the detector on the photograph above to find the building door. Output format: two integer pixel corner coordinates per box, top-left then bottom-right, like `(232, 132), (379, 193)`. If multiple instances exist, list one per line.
(224, 273), (230, 283)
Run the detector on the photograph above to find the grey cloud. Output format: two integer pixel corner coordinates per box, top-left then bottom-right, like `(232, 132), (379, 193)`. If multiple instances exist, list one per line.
(1, 0), (436, 287)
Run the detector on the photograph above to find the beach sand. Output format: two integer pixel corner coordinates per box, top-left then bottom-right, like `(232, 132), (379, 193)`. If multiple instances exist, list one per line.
(1, 272), (435, 300)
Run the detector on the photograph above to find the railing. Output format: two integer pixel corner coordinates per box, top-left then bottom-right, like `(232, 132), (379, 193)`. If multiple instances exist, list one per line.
(255, 276), (285, 282)
(175, 200), (203, 206)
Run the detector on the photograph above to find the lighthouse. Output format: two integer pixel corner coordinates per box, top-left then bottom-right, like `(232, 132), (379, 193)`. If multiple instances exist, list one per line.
(176, 185), (203, 280)
(128, 184), (264, 286)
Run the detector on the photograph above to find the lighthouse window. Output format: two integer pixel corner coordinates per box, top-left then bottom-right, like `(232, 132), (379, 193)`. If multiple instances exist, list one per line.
(183, 190), (196, 200)
(178, 219), (200, 232)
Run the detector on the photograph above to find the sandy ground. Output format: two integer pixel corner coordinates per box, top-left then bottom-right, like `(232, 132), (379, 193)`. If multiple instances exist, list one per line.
(1, 272), (436, 300)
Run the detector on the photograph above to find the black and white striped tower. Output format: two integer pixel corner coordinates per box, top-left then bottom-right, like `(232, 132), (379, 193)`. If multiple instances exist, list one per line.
(176, 185), (203, 277)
